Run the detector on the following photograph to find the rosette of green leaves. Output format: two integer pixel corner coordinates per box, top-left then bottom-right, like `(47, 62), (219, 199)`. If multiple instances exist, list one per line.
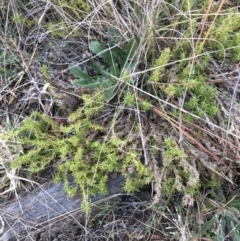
(70, 40), (137, 100)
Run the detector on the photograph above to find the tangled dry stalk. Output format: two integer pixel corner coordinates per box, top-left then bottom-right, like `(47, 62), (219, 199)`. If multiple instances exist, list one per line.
(1, 0), (240, 240)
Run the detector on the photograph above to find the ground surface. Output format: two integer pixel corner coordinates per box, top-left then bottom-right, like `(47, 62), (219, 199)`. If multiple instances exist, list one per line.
(1, 1), (240, 240)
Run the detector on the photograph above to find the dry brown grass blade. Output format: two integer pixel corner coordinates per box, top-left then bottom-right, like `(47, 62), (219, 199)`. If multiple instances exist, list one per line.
(152, 106), (231, 172)
(195, 0), (225, 50)
(208, 76), (238, 84)
(179, 121), (239, 166)
(182, 118), (239, 150)
(195, 0), (214, 48)
(201, 0), (225, 46)
(8, 43), (38, 104)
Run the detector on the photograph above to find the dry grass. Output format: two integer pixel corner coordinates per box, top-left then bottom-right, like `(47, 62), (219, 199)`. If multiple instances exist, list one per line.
(1, 0), (240, 240)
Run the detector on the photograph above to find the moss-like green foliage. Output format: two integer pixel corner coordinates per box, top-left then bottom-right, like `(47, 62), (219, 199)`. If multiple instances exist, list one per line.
(156, 51), (220, 121)
(4, 93), (151, 210)
(209, 9), (240, 61)
(149, 2), (240, 122)
(162, 138), (200, 199)
(53, 0), (90, 20)
(57, 0), (90, 13)
(149, 48), (171, 83)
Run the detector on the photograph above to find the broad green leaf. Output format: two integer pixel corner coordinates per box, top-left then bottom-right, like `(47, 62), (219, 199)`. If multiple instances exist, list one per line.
(108, 43), (128, 69)
(2, 68), (16, 78)
(231, 220), (240, 241)
(104, 85), (116, 101)
(96, 75), (113, 87)
(200, 213), (219, 236)
(0, 50), (3, 59)
(108, 43), (125, 58)
(225, 211), (240, 224)
(73, 78), (101, 89)
(228, 197), (240, 210)
(88, 60), (105, 74)
(126, 39), (137, 58)
(118, 54), (128, 70)
(107, 26), (121, 39)
(89, 41), (112, 62)
(70, 66), (92, 82)
(108, 63), (119, 77)
(4, 55), (17, 63)
(89, 41), (107, 55)
(216, 217), (226, 240)
(0, 50), (17, 63)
